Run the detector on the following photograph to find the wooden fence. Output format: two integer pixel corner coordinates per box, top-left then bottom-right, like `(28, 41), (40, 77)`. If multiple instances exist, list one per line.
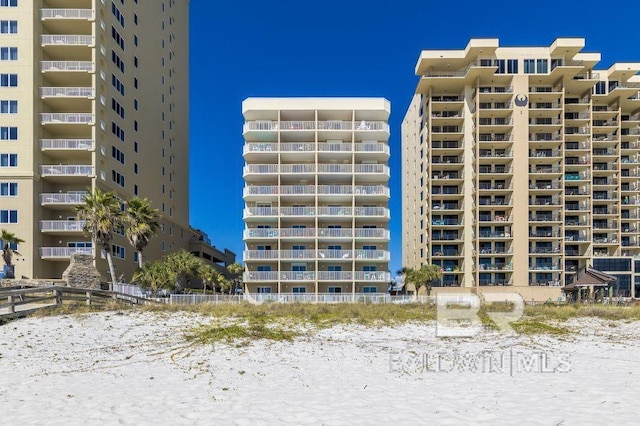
(0, 285), (157, 321)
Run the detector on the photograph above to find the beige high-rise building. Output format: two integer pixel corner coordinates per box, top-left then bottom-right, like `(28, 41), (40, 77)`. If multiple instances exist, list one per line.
(0, 0), (196, 280)
(402, 38), (640, 300)
(242, 98), (391, 298)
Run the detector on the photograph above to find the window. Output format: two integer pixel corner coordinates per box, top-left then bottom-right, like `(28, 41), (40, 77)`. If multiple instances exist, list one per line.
(362, 287), (377, 293)
(0, 182), (17, 196)
(111, 26), (125, 50)
(0, 153), (17, 166)
(111, 146), (125, 164)
(111, 170), (125, 187)
(0, 209), (17, 223)
(111, 1), (125, 27)
(0, 239), (17, 250)
(134, 13), (138, 25)
(328, 287), (342, 294)
(134, 141), (138, 152)
(257, 287), (272, 294)
(112, 244), (125, 259)
(0, 47), (17, 60)
(524, 59), (535, 74)
(0, 126), (17, 140)
(507, 59), (518, 74)
(536, 59), (548, 74)
(292, 287), (306, 293)
(134, 163), (138, 174)
(134, 99), (138, 110)
(111, 97), (125, 118)
(0, 1), (18, 7)
(134, 35), (138, 46)
(111, 50), (125, 73)
(111, 122), (125, 142)
(111, 74), (125, 95)
(363, 265), (377, 271)
(0, 21), (18, 34)
(0, 100), (17, 113)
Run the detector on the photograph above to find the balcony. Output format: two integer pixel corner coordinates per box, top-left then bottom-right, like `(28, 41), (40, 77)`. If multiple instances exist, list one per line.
(280, 272), (316, 281)
(40, 165), (93, 178)
(40, 87), (94, 99)
(40, 35), (94, 46)
(40, 113), (94, 125)
(353, 271), (390, 281)
(243, 120), (389, 133)
(40, 61), (94, 73)
(243, 271), (278, 282)
(317, 271), (354, 281)
(40, 9), (95, 20)
(243, 207), (280, 219)
(40, 192), (88, 206)
(40, 139), (94, 151)
(39, 220), (86, 234)
(40, 247), (92, 259)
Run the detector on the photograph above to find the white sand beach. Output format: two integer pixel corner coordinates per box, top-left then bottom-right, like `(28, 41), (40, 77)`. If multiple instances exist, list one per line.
(1, 312), (639, 425)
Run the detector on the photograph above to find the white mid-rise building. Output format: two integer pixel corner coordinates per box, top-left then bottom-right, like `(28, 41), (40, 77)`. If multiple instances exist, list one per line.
(242, 98), (391, 297)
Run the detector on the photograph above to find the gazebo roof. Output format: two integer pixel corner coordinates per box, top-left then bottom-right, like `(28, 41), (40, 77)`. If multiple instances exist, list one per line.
(564, 268), (617, 290)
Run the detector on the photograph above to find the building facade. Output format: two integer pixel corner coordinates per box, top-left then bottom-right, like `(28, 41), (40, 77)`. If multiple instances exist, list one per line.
(0, 0), (194, 280)
(242, 98), (391, 296)
(402, 38), (640, 299)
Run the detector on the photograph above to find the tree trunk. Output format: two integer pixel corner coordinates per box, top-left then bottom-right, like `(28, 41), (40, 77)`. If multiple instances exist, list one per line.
(137, 250), (143, 269)
(105, 250), (118, 291)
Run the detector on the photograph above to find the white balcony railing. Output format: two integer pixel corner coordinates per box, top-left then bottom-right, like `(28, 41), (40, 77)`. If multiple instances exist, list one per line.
(244, 120), (390, 133)
(40, 9), (95, 20)
(243, 271), (279, 282)
(244, 250), (390, 261)
(280, 271), (316, 281)
(353, 271), (391, 281)
(354, 207), (389, 217)
(317, 271), (354, 280)
(243, 207), (279, 217)
(40, 165), (94, 177)
(40, 61), (94, 72)
(39, 220), (86, 232)
(41, 35), (94, 46)
(281, 207), (316, 216)
(244, 228), (389, 240)
(40, 113), (94, 124)
(40, 192), (88, 205)
(40, 139), (94, 150)
(40, 247), (92, 258)
(40, 87), (94, 98)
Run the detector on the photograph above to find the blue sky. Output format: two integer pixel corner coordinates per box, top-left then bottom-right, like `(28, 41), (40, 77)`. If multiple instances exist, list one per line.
(189, 0), (640, 275)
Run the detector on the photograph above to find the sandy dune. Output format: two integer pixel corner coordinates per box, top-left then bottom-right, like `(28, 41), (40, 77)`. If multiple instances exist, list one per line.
(1, 312), (639, 425)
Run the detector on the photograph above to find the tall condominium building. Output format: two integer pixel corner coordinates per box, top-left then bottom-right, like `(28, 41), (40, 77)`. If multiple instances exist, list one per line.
(242, 98), (391, 296)
(402, 38), (640, 300)
(0, 0), (194, 280)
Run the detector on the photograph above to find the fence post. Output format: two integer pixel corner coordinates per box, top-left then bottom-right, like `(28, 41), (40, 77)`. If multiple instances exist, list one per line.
(86, 291), (92, 305)
(54, 289), (62, 305)
(7, 295), (15, 314)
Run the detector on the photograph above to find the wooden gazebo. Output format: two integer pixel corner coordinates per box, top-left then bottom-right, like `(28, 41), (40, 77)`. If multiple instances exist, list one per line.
(563, 268), (617, 302)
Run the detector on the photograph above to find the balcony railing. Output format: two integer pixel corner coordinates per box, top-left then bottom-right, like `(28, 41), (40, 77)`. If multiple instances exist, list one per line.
(243, 228), (388, 239)
(243, 271), (278, 282)
(40, 113), (94, 124)
(40, 247), (92, 258)
(40, 192), (88, 204)
(39, 220), (86, 232)
(40, 139), (94, 150)
(41, 35), (94, 46)
(243, 120), (389, 133)
(40, 87), (94, 98)
(243, 207), (279, 217)
(40, 61), (94, 72)
(40, 9), (95, 19)
(40, 165), (93, 176)
(244, 250), (390, 261)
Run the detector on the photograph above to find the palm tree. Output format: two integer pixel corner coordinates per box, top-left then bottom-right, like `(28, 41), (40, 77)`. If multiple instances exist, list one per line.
(133, 261), (176, 297)
(164, 250), (203, 293)
(401, 264), (443, 298)
(125, 197), (161, 268)
(199, 263), (222, 294)
(1, 229), (24, 278)
(226, 262), (245, 295)
(74, 188), (124, 290)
